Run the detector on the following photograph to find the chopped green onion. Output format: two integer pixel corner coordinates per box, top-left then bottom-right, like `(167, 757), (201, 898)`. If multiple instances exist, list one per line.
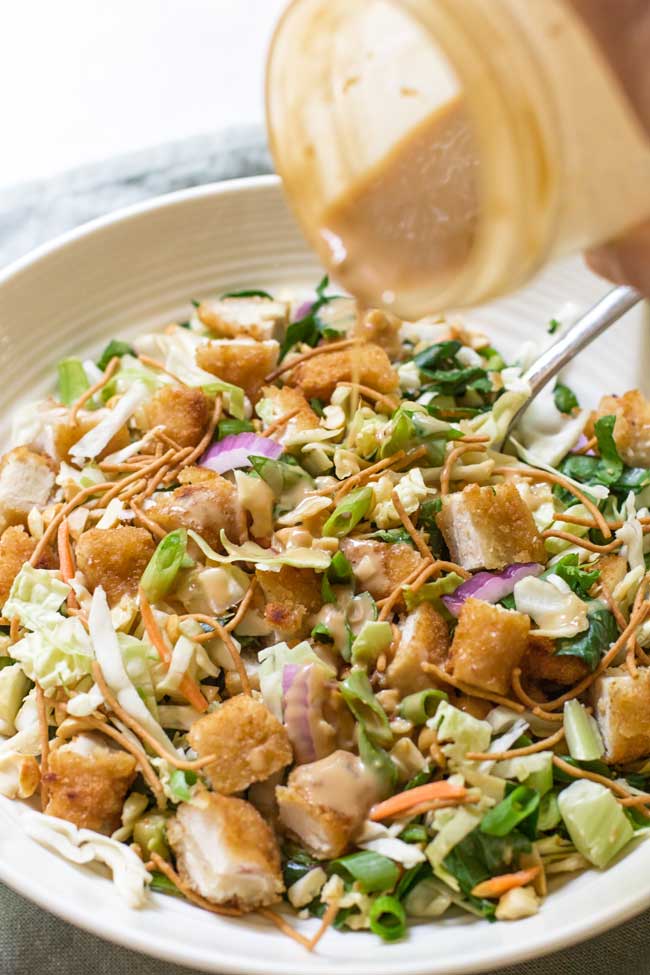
(133, 813), (170, 860)
(322, 486), (373, 538)
(168, 768), (197, 802)
(332, 850), (399, 894)
(564, 699), (605, 761)
(537, 791), (561, 831)
(220, 288), (273, 299)
(399, 689), (448, 724)
(311, 622), (333, 643)
(480, 785), (540, 838)
(340, 670), (392, 746)
(96, 338), (135, 371)
(351, 620), (393, 666)
(558, 779), (633, 867)
(369, 895), (407, 941)
(358, 726), (398, 794)
(329, 550), (353, 584)
(217, 418), (254, 439)
(140, 529), (188, 604)
(57, 358), (89, 406)
(248, 455), (312, 497)
(0, 656), (17, 670)
(399, 824), (429, 844)
(149, 871), (182, 896)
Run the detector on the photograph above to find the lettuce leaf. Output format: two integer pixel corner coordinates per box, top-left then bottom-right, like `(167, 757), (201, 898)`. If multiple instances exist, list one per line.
(3, 565), (69, 631)
(188, 528), (331, 571)
(555, 602), (618, 671)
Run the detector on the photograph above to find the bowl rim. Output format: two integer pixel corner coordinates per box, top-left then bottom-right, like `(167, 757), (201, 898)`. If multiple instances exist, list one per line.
(1, 174), (649, 975)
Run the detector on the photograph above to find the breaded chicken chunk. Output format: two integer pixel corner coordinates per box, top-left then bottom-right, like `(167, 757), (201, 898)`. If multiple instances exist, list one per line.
(449, 598), (530, 696)
(187, 695), (292, 794)
(146, 476), (245, 550)
(340, 538), (424, 602)
(75, 526), (155, 604)
(196, 339), (279, 401)
(257, 385), (320, 435)
(385, 603), (450, 696)
(436, 482), (547, 571)
(141, 386), (210, 448)
(596, 554), (627, 595)
(522, 633), (589, 686)
(0, 447), (55, 532)
(256, 565), (322, 637)
(592, 667), (650, 763)
(586, 390), (650, 467)
(359, 309), (402, 360)
(0, 526), (38, 607)
(276, 751), (381, 859)
(167, 790), (284, 910)
(198, 296), (289, 342)
(44, 733), (137, 834)
(287, 342), (398, 403)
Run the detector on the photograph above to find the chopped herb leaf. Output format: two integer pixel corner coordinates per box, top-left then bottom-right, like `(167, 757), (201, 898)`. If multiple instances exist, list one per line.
(217, 418), (254, 439)
(220, 288), (273, 300)
(96, 339), (135, 371)
(552, 553), (600, 597)
(548, 318), (561, 335)
(553, 382), (580, 414)
(279, 275), (342, 358)
(556, 603), (618, 671)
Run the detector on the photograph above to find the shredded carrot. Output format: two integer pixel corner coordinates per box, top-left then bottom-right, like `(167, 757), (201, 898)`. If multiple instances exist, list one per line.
(369, 781), (468, 821)
(91, 662), (214, 770)
(440, 442), (487, 497)
(35, 684), (50, 810)
(466, 726), (565, 761)
(149, 853), (243, 917)
(391, 490), (433, 561)
(139, 590), (209, 712)
(265, 337), (358, 383)
(492, 466), (612, 539)
(225, 579), (258, 633)
(471, 867), (540, 899)
(261, 407), (302, 438)
(422, 662), (525, 713)
(70, 355), (120, 422)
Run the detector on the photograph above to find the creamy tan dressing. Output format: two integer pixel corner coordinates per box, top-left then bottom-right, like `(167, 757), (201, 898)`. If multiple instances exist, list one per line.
(295, 749), (381, 816)
(320, 97), (479, 304)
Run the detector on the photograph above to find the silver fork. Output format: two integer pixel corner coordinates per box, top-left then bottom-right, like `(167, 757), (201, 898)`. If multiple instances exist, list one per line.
(499, 285), (643, 450)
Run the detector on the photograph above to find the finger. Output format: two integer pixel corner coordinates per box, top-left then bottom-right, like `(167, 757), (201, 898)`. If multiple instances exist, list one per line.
(586, 219), (650, 297)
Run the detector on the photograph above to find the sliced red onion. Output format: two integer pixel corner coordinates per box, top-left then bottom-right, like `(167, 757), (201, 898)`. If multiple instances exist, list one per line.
(199, 433), (282, 474)
(293, 300), (314, 321)
(442, 562), (544, 617)
(282, 664), (336, 765)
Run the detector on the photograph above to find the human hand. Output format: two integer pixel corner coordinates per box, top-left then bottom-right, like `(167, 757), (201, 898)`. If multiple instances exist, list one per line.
(569, 0), (650, 295)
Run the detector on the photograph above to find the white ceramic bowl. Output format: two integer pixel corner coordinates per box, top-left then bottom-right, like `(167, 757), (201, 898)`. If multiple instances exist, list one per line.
(0, 175), (648, 974)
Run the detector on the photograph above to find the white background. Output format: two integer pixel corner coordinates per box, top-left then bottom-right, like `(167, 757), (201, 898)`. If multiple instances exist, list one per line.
(0, 0), (286, 189)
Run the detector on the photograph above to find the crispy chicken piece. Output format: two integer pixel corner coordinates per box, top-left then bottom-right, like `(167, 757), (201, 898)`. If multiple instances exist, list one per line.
(0, 526), (38, 606)
(167, 790), (284, 910)
(75, 526), (155, 605)
(385, 603), (450, 696)
(0, 447), (55, 533)
(449, 597), (530, 696)
(276, 751), (382, 859)
(586, 390), (650, 467)
(198, 297), (289, 342)
(258, 385), (320, 434)
(196, 339), (279, 401)
(358, 309), (403, 360)
(436, 482), (547, 571)
(592, 667), (650, 763)
(596, 554), (628, 594)
(187, 695), (292, 794)
(255, 565), (322, 637)
(340, 538), (424, 602)
(522, 633), (589, 686)
(287, 342), (398, 402)
(141, 386), (210, 448)
(44, 733), (137, 834)
(146, 476), (245, 550)
(54, 410), (131, 463)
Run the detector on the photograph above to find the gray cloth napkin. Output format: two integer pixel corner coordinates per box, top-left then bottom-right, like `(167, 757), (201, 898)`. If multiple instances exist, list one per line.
(1, 124), (649, 974)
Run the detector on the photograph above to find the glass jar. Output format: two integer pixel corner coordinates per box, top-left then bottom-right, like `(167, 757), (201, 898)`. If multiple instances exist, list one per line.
(266, 0), (650, 318)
